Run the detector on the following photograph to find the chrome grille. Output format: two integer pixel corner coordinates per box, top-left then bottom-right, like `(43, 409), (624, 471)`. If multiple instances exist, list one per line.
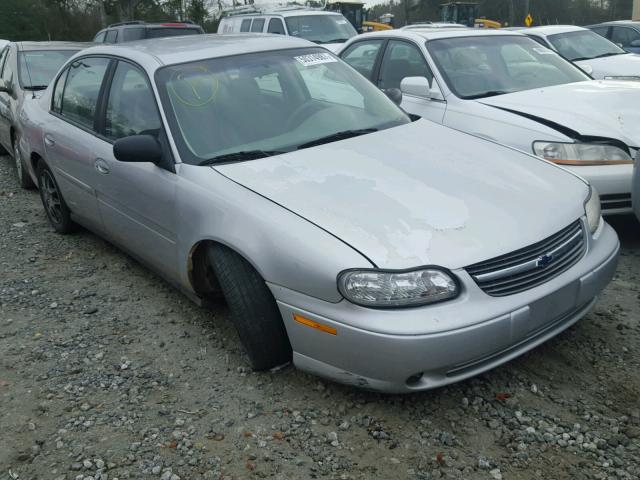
(466, 220), (585, 297)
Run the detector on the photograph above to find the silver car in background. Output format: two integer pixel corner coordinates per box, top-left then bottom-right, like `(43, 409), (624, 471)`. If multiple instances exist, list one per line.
(0, 41), (88, 188)
(23, 35), (619, 392)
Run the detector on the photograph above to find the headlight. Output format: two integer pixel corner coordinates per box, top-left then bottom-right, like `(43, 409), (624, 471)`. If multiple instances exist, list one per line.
(604, 76), (640, 81)
(338, 267), (459, 308)
(584, 186), (601, 234)
(533, 141), (633, 166)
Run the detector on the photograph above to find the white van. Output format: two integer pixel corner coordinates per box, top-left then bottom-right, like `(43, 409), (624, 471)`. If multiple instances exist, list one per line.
(217, 9), (357, 52)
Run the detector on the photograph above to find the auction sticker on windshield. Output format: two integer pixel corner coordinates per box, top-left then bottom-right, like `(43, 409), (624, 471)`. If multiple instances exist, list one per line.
(295, 53), (338, 67)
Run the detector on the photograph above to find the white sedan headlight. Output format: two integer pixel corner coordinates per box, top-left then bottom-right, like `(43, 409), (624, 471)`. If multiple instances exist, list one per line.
(338, 267), (459, 308)
(533, 141), (633, 166)
(584, 186), (602, 235)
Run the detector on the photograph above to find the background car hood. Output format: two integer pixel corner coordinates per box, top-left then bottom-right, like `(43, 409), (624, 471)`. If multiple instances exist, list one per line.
(478, 81), (640, 148)
(214, 120), (588, 270)
(576, 53), (640, 79)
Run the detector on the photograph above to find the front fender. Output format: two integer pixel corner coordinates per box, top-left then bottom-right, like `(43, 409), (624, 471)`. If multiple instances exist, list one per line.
(175, 164), (373, 303)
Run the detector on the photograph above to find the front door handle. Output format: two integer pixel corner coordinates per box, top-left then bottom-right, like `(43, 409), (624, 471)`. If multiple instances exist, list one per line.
(44, 134), (55, 147)
(94, 158), (110, 175)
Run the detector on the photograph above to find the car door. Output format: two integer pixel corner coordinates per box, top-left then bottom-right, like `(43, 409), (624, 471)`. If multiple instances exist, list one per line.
(0, 45), (15, 150)
(45, 56), (110, 228)
(91, 59), (178, 278)
(377, 39), (446, 123)
(610, 26), (640, 53)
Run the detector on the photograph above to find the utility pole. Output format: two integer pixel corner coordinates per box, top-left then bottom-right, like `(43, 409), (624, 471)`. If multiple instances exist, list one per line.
(633, 0), (640, 21)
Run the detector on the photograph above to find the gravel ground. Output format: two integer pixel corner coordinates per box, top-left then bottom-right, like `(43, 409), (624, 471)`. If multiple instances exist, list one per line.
(1, 153), (639, 480)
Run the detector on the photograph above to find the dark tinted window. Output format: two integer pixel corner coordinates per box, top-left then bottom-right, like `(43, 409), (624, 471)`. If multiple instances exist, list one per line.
(18, 50), (77, 89)
(93, 31), (106, 43)
(105, 62), (161, 140)
(60, 57), (110, 129)
(251, 19), (265, 32)
(123, 27), (146, 41)
(590, 26), (609, 37)
(0, 47), (9, 77)
(341, 40), (383, 79)
(240, 19), (251, 32)
(105, 30), (118, 43)
(379, 40), (432, 89)
(267, 18), (285, 34)
(146, 27), (202, 39)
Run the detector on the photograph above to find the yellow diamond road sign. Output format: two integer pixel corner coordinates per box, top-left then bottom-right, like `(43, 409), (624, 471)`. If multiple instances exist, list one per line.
(525, 13), (533, 27)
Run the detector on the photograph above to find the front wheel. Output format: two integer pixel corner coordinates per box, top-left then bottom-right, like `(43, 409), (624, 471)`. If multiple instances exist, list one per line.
(207, 244), (292, 370)
(14, 134), (35, 189)
(37, 161), (76, 234)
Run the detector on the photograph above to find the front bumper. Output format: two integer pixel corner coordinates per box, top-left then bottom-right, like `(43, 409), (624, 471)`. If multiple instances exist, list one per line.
(270, 221), (619, 393)
(564, 163), (633, 215)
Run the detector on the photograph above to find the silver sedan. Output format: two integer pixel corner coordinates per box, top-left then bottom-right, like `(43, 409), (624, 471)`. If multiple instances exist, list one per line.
(21, 34), (619, 392)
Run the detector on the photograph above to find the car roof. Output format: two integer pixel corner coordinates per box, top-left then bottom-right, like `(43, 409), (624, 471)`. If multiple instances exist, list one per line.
(589, 20), (640, 27)
(351, 28), (525, 42)
(75, 33), (316, 67)
(224, 9), (343, 18)
(522, 25), (587, 36)
(16, 41), (91, 51)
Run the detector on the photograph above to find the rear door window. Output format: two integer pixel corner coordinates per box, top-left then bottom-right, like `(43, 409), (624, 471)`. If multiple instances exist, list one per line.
(123, 27), (146, 41)
(240, 19), (252, 32)
(251, 19), (265, 32)
(59, 57), (110, 130)
(611, 26), (640, 48)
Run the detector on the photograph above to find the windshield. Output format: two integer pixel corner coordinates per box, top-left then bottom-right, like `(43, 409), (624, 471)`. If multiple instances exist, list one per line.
(155, 48), (409, 165)
(547, 29), (626, 61)
(18, 50), (78, 89)
(427, 35), (590, 99)
(285, 15), (357, 43)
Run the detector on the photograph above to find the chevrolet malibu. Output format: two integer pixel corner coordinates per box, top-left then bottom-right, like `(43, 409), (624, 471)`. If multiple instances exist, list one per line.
(339, 29), (639, 214)
(23, 35), (619, 392)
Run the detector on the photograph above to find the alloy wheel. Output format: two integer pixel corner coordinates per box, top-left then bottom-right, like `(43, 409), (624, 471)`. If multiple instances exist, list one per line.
(41, 170), (63, 225)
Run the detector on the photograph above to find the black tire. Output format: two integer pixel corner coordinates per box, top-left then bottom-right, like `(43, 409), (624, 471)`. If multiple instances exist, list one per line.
(36, 161), (76, 234)
(13, 134), (35, 189)
(207, 244), (292, 370)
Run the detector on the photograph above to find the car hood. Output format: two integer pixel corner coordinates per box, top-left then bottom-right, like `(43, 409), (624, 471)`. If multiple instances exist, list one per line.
(478, 81), (640, 148)
(213, 120), (588, 270)
(576, 53), (640, 79)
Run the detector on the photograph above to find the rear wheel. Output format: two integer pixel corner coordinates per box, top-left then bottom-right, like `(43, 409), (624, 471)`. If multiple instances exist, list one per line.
(13, 134), (35, 189)
(37, 161), (76, 234)
(207, 244), (292, 370)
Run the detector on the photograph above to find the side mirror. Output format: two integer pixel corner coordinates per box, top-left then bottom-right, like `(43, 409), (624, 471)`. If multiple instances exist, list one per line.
(113, 134), (162, 164)
(579, 63), (594, 76)
(400, 76), (445, 101)
(0, 79), (11, 94)
(630, 39), (640, 48)
(384, 87), (402, 105)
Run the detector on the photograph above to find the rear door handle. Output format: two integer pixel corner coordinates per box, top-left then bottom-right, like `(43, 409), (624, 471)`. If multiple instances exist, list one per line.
(94, 158), (110, 175)
(44, 135), (55, 147)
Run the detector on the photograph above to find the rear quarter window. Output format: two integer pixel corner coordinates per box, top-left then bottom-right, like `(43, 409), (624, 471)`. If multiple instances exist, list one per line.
(146, 27), (202, 39)
(240, 19), (252, 32)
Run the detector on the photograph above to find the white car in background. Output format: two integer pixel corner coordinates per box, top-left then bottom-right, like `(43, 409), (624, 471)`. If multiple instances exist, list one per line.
(339, 29), (638, 214)
(520, 25), (640, 80)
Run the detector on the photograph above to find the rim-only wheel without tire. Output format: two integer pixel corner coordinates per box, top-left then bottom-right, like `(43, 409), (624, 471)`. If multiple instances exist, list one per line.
(14, 135), (35, 189)
(37, 162), (76, 234)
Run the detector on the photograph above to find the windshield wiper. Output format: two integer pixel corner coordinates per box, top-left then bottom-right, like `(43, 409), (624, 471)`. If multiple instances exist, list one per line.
(295, 128), (377, 150)
(24, 85), (48, 90)
(464, 90), (510, 100)
(313, 38), (349, 44)
(198, 149), (286, 166)
(593, 52), (625, 58)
